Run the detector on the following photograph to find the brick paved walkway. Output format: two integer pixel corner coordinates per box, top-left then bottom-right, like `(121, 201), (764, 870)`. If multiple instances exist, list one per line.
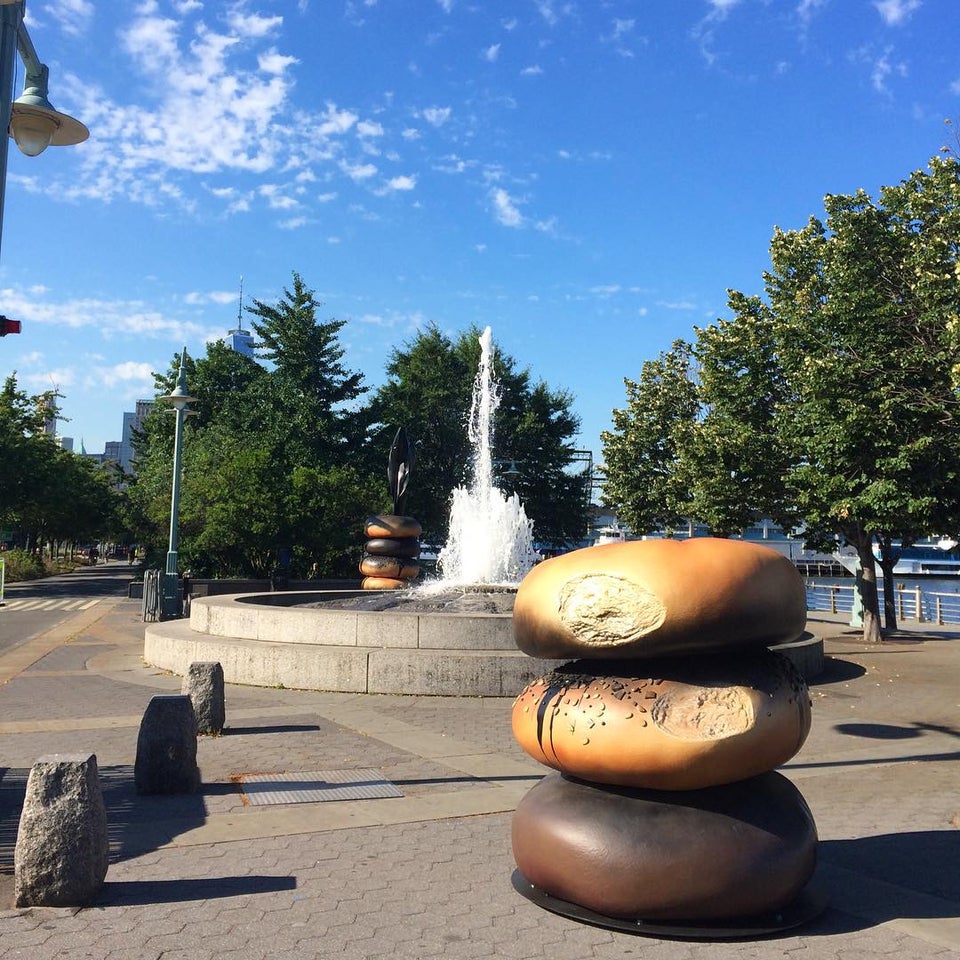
(0, 599), (958, 959)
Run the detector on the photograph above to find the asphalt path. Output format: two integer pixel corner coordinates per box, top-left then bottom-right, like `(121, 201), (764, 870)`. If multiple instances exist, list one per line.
(0, 560), (137, 656)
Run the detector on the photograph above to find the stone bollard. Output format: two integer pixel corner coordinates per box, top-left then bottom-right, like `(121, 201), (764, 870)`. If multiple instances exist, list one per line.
(182, 661), (226, 736)
(14, 753), (109, 908)
(134, 695), (200, 795)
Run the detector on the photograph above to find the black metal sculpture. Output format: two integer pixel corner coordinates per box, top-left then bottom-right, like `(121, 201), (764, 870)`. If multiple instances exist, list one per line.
(387, 426), (416, 516)
(361, 427), (422, 590)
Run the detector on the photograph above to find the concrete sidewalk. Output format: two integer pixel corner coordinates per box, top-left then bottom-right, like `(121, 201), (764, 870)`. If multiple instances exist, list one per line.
(0, 599), (958, 959)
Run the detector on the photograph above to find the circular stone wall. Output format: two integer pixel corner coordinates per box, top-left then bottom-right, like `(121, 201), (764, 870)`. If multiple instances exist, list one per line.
(143, 591), (824, 697)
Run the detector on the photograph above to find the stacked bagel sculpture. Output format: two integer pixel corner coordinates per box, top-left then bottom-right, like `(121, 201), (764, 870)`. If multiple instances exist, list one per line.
(510, 538), (819, 928)
(362, 427), (422, 590)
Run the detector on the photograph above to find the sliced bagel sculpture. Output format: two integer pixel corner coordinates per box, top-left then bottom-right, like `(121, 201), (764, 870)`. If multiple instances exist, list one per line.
(513, 538), (807, 660)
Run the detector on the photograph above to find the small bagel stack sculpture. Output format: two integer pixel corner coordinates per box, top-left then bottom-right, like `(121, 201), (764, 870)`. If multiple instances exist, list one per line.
(362, 426), (421, 591)
(510, 537), (819, 928)
(361, 514), (422, 590)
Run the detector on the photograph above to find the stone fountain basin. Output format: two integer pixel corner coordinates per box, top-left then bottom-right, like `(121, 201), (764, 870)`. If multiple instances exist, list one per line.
(144, 590), (566, 697)
(143, 591), (823, 697)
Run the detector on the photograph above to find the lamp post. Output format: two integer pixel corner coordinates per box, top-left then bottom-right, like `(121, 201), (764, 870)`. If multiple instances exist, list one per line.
(0, 0), (88, 260)
(160, 349), (197, 619)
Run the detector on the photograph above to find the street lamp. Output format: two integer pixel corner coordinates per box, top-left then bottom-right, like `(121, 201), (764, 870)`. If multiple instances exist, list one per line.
(0, 0), (88, 259)
(160, 349), (197, 619)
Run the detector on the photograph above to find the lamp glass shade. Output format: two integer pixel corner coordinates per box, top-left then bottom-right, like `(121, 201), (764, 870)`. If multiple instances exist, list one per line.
(10, 109), (57, 156)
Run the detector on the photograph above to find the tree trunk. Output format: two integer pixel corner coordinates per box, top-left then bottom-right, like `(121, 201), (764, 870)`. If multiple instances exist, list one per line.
(853, 532), (882, 642)
(876, 536), (899, 632)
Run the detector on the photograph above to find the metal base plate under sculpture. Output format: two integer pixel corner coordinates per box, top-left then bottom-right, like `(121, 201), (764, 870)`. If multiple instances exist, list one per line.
(511, 870), (828, 940)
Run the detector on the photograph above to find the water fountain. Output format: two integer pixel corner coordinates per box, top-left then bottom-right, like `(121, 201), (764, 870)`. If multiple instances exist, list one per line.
(436, 326), (539, 587)
(144, 328), (565, 696)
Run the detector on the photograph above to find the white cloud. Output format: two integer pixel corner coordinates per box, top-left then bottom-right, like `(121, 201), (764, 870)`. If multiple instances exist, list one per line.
(259, 50), (299, 75)
(851, 44), (908, 95)
(91, 361), (156, 389)
(0, 286), (206, 341)
(692, 0), (744, 65)
(422, 106), (452, 127)
(521, 65), (543, 76)
(656, 299), (697, 311)
(45, 0), (94, 36)
(183, 291), (238, 306)
(226, 11), (284, 38)
(796, 0), (827, 22)
(385, 174), (417, 191)
(874, 0), (922, 26)
(21, 368), (77, 390)
(341, 160), (378, 180)
(260, 184), (299, 209)
(483, 44), (501, 63)
(535, 1), (561, 26)
(437, 0), (454, 11)
(490, 187), (523, 227)
(357, 120), (385, 137)
(315, 103), (359, 136)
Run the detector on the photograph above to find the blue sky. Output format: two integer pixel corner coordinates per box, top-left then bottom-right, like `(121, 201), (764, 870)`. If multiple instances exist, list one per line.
(1, 0), (957, 464)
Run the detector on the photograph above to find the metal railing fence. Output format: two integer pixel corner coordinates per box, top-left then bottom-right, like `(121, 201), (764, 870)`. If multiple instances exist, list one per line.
(805, 581), (960, 624)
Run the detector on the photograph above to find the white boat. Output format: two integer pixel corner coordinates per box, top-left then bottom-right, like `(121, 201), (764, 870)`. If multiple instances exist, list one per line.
(834, 540), (960, 577)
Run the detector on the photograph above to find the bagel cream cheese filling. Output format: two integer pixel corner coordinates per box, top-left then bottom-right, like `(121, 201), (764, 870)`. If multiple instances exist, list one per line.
(557, 573), (666, 647)
(651, 685), (754, 740)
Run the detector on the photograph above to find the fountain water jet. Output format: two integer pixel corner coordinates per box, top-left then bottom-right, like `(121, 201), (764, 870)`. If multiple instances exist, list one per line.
(435, 326), (539, 588)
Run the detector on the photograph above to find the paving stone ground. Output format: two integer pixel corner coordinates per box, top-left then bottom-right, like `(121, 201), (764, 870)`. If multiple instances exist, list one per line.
(0, 596), (958, 959)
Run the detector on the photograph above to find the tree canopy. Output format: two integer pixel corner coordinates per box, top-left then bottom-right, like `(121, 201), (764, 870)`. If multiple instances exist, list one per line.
(0, 374), (120, 552)
(127, 286), (588, 577)
(602, 156), (960, 641)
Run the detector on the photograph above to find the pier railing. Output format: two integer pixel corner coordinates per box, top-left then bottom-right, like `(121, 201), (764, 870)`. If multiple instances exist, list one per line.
(805, 581), (960, 625)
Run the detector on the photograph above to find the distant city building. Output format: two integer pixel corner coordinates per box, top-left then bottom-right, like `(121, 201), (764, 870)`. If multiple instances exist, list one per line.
(104, 440), (121, 464)
(226, 325), (255, 357)
(225, 276), (256, 357)
(41, 396), (57, 436)
(56, 436), (73, 453)
(119, 399), (154, 473)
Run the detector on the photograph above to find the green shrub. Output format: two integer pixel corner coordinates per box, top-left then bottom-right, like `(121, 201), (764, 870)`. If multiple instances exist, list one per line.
(2, 549), (45, 582)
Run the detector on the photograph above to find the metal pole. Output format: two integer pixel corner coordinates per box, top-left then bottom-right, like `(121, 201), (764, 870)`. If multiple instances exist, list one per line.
(0, 2), (23, 263)
(162, 400), (186, 617)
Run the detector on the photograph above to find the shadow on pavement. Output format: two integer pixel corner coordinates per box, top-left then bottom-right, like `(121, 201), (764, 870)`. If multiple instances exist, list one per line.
(225, 723), (322, 736)
(809, 656), (867, 685)
(97, 874), (297, 906)
(794, 830), (960, 937)
(821, 830), (960, 903)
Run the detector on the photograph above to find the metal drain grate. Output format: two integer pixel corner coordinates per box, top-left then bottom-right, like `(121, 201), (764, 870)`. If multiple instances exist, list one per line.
(237, 769), (403, 806)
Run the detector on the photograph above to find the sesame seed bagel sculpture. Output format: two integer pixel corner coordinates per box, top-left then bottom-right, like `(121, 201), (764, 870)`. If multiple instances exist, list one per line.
(510, 538), (820, 928)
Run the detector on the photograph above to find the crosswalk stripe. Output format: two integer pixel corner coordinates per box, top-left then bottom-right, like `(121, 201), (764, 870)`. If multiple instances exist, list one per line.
(1, 598), (102, 611)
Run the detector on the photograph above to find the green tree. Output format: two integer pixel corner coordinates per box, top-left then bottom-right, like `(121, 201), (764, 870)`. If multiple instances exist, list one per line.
(129, 274), (378, 578)
(763, 162), (960, 639)
(246, 272), (367, 465)
(0, 374), (121, 554)
(600, 341), (699, 536)
(686, 293), (794, 537)
(601, 157), (960, 642)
